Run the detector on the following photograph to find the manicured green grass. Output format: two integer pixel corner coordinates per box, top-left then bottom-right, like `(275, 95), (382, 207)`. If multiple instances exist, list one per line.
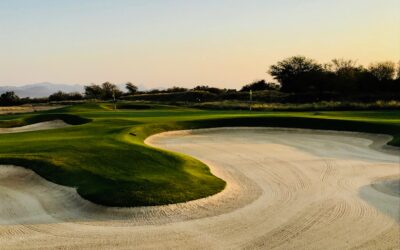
(0, 102), (399, 207)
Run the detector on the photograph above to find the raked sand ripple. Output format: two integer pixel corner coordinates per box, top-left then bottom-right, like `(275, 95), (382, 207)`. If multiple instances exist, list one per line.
(0, 126), (399, 249)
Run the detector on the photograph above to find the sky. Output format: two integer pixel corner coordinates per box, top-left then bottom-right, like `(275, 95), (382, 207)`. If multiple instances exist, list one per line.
(1, 0), (399, 89)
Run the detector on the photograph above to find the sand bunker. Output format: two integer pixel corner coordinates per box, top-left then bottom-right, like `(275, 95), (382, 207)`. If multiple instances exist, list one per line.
(0, 127), (399, 249)
(0, 120), (70, 134)
(372, 177), (400, 197)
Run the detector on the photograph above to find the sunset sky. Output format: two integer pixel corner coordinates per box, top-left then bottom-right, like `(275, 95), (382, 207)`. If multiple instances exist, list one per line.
(1, 0), (399, 89)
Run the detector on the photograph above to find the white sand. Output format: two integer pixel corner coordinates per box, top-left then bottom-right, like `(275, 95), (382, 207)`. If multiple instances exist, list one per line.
(0, 127), (399, 249)
(0, 120), (69, 134)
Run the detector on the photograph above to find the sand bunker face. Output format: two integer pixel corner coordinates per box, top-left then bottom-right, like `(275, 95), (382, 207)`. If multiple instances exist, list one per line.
(0, 120), (70, 134)
(0, 128), (399, 249)
(372, 178), (400, 197)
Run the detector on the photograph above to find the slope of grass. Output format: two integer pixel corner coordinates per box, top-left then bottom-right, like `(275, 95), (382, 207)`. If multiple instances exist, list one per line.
(0, 102), (399, 207)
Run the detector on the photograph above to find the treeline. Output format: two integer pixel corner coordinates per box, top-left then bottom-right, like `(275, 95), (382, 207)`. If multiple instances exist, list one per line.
(0, 80), (278, 106)
(0, 91), (84, 106)
(0, 82), (125, 106)
(269, 56), (400, 94)
(1, 56), (399, 106)
(125, 56), (400, 103)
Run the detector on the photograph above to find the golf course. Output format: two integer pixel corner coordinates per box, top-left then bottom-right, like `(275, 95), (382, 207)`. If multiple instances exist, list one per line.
(2, 0), (399, 248)
(0, 103), (399, 248)
(0, 103), (399, 207)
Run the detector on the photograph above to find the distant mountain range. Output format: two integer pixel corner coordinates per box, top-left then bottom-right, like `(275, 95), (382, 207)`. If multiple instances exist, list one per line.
(0, 83), (84, 98)
(0, 82), (136, 98)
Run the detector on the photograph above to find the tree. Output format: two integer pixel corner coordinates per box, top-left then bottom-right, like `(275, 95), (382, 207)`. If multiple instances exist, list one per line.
(49, 91), (83, 102)
(101, 82), (123, 100)
(164, 86), (188, 93)
(84, 84), (103, 99)
(240, 80), (278, 92)
(49, 91), (68, 102)
(126, 82), (138, 94)
(148, 89), (161, 94)
(368, 61), (396, 81)
(0, 91), (20, 106)
(328, 59), (367, 92)
(192, 85), (224, 94)
(268, 56), (324, 92)
(84, 83), (122, 100)
(396, 61), (400, 80)
(330, 59), (360, 74)
(68, 92), (84, 100)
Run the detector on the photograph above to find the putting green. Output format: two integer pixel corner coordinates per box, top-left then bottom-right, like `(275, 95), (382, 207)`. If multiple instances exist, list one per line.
(0, 102), (399, 207)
